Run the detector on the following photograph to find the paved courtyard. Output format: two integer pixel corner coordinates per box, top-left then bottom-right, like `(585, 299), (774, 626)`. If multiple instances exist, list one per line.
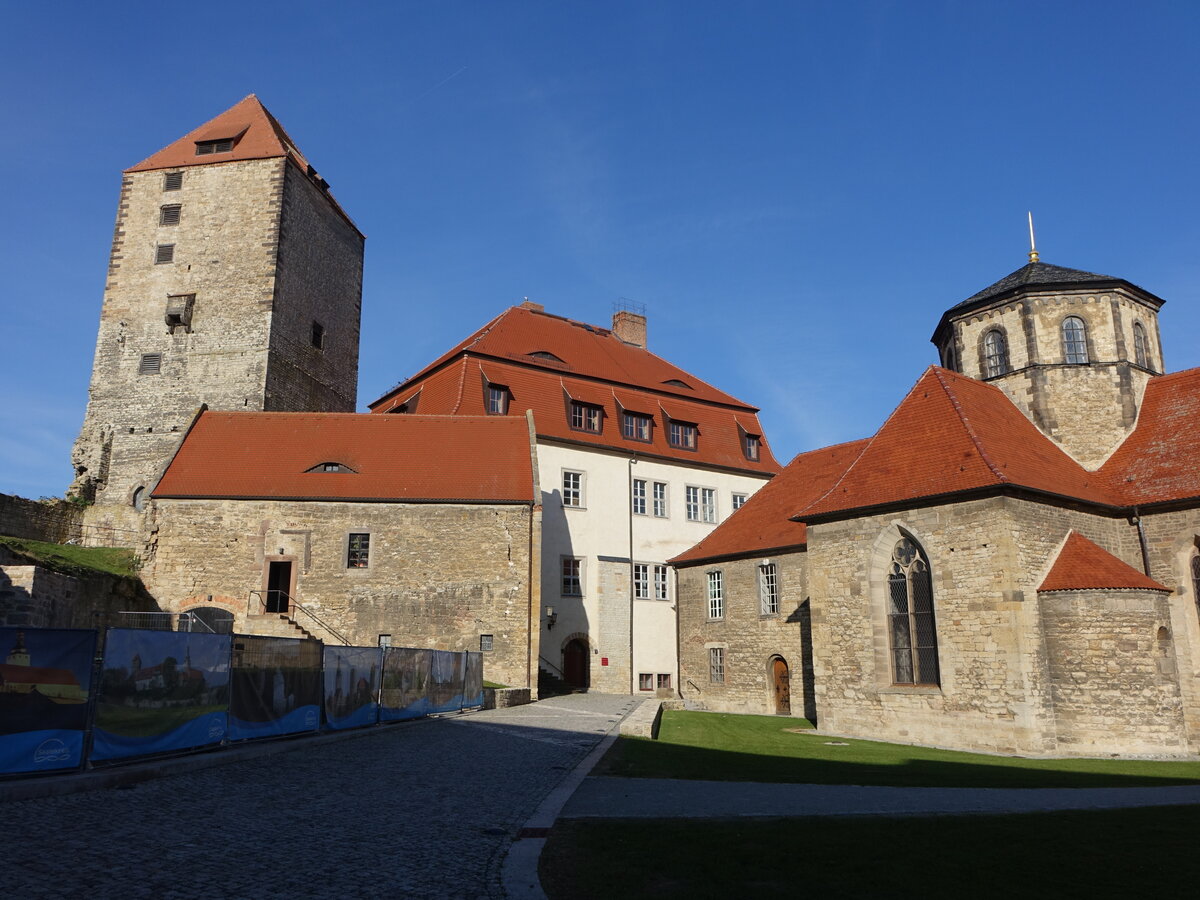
(1, 693), (637, 899)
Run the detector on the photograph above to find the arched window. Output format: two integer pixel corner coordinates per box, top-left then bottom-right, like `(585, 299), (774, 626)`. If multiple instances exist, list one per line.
(1133, 322), (1150, 369)
(131, 486), (146, 512)
(982, 329), (1009, 377)
(1062, 316), (1089, 364)
(887, 536), (939, 686)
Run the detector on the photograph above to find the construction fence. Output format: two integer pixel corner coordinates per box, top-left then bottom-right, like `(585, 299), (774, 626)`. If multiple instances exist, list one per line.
(0, 625), (484, 777)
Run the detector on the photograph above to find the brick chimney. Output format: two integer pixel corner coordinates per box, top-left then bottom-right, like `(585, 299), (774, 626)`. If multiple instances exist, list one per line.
(612, 309), (647, 348)
(519, 299), (544, 312)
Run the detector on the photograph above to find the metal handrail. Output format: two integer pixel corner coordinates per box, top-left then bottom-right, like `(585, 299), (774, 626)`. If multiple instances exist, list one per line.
(538, 655), (565, 678)
(247, 590), (351, 646)
(686, 678), (702, 694)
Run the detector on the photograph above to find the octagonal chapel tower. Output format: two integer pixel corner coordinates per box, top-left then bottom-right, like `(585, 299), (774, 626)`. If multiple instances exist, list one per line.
(70, 96), (364, 528)
(931, 255), (1165, 469)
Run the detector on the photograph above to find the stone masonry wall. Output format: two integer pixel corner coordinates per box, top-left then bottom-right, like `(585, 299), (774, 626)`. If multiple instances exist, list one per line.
(0, 493), (83, 543)
(142, 498), (538, 689)
(677, 551), (810, 717)
(593, 559), (631, 693)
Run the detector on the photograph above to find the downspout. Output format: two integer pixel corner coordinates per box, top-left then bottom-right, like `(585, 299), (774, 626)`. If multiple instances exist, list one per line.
(628, 457), (637, 695)
(1132, 506), (1152, 577)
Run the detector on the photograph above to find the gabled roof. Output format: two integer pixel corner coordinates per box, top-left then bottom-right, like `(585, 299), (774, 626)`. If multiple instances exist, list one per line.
(369, 306), (780, 475)
(153, 412), (535, 503)
(796, 367), (1121, 521)
(1038, 532), (1168, 592)
(1100, 367), (1200, 507)
(671, 439), (869, 566)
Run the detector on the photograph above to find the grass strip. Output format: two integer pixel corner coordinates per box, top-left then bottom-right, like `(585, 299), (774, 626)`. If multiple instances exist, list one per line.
(0, 535), (139, 578)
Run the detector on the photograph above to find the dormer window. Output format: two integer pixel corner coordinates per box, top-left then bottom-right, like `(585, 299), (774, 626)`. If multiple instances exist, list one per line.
(570, 401), (603, 434)
(669, 421), (697, 451)
(622, 412), (652, 442)
(663, 379), (691, 389)
(527, 351), (565, 364)
(487, 384), (510, 415)
(195, 138), (235, 155)
(743, 433), (761, 461)
(306, 462), (355, 474)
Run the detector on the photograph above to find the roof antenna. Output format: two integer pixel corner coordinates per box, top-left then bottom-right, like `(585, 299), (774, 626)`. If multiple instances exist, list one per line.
(1027, 211), (1039, 263)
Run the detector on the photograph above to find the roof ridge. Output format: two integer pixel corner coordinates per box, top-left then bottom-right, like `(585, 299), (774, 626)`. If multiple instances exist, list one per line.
(782, 436), (870, 467)
(931, 368), (1009, 484)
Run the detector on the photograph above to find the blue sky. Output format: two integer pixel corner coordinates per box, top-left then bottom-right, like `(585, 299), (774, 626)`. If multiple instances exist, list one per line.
(2, 1), (1198, 498)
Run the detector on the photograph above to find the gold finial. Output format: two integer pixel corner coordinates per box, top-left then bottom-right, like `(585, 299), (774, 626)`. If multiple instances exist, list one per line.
(1027, 211), (1039, 263)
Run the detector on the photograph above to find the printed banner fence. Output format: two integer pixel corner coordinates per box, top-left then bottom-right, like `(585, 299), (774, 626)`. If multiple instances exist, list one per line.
(322, 645), (382, 730)
(91, 628), (231, 762)
(0, 627), (97, 775)
(380, 648), (432, 722)
(428, 650), (467, 714)
(229, 635), (322, 740)
(463, 651), (484, 709)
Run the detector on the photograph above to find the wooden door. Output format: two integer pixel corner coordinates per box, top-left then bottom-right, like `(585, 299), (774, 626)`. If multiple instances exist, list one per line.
(772, 657), (791, 715)
(563, 639), (588, 689)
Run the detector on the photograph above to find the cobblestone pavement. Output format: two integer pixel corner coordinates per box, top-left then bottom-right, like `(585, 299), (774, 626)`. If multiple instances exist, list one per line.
(1, 693), (637, 900)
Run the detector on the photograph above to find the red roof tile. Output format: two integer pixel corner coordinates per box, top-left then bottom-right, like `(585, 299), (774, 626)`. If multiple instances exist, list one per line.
(153, 412), (534, 503)
(369, 307), (780, 475)
(671, 439), (869, 565)
(1038, 531), (1168, 592)
(1102, 367), (1200, 506)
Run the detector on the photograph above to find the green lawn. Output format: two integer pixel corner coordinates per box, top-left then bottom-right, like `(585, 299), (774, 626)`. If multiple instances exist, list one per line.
(540, 806), (1200, 899)
(596, 710), (1200, 788)
(0, 535), (139, 578)
(96, 703), (227, 737)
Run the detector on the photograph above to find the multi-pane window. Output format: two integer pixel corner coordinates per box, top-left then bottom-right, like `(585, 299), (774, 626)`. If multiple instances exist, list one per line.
(570, 402), (602, 433)
(159, 204), (182, 226)
(347, 533), (370, 568)
(311, 321), (325, 349)
(982, 329), (1009, 377)
(1062, 316), (1089, 364)
(480, 634), (494, 652)
(669, 421), (697, 450)
(561, 557), (582, 596)
(633, 564), (650, 599)
(163, 171), (183, 191)
(687, 487), (717, 523)
(759, 563), (779, 615)
(155, 243), (175, 264)
(744, 434), (761, 461)
(562, 471), (584, 507)
(653, 482), (668, 517)
(732, 493), (748, 511)
(656, 673), (672, 690)
(632, 479), (647, 515)
(707, 571), (724, 619)
(709, 647), (725, 683)
(638, 673), (654, 691)
(195, 138), (234, 155)
(1133, 322), (1150, 369)
(622, 412), (651, 442)
(654, 565), (669, 601)
(887, 537), (940, 686)
(487, 385), (509, 415)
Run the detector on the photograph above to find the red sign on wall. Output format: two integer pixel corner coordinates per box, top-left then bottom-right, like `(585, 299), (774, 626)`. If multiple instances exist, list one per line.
(601, 657), (609, 667)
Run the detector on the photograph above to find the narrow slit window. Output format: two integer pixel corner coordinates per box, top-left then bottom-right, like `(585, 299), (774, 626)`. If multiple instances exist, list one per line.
(1133, 322), (1150, 369)
(311, 321), (325, 350)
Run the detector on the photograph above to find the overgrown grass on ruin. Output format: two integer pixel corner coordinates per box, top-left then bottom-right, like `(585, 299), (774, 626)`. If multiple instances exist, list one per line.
(540, 805), (1200, 900)
(595, 710), (1200, 788)
(0, 535), (139, 578)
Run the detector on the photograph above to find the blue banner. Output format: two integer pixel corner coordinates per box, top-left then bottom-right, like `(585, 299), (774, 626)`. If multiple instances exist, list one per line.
(380, 647), (432, 722)
(463, 651), (484, 709)
(428, 650), (466, 714)
(322, 646), (381, 730)
(91, 629), (230, 761)
(0, 627), (96, 775)
(228, 635), (322, 741)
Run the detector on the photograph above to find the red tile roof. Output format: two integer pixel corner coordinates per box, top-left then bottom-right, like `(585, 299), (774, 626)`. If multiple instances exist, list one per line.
(671, 439), (869, 566)
(1038, 531), (1168, 592)
(125, 95), (361, 236)
(369, 306), (780, 475)
(1100, 367), (1200, 506)
(153, 411), (535, 503)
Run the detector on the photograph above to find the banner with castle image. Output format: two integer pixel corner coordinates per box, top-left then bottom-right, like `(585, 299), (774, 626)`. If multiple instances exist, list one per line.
(379, 647), (433, 722)
(322, 646), (381, 730)
(91, 629), (231, 762)
(463, 651), (484, 709)
(427, 650), (468, 714)
(0, 628), (97, 775)
(228, 635), (322, 741)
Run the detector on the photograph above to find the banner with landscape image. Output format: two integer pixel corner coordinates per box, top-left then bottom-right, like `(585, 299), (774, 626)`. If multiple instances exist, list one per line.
(463, 651), (484, 709)
(427, 649), (467, 714)
(0, 627), (97, 775)
(91, 628), (231, 761)
(322, 645), (381, 730)
(228, 635), (322, 740)
(379, 647), (432, 722)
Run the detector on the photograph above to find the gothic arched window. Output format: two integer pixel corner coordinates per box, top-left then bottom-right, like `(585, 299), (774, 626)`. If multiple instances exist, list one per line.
(982, 329), (1009, 378)
(1062, 316), (1089, 364)
(1133, 322), (1150, 369)
(886, 536), (940, 686)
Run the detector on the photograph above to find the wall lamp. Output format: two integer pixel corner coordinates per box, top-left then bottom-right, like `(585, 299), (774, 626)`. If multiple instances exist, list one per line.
(545, 606), (557, 630)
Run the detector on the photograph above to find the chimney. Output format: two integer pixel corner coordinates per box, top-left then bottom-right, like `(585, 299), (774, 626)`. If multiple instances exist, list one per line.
(612, 309), (647, 349)
(519, 299), (544, 312)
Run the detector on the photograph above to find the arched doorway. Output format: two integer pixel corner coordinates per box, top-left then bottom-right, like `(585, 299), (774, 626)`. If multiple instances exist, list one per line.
(563, 638), (589, 690)
(770, 656), (791, 715)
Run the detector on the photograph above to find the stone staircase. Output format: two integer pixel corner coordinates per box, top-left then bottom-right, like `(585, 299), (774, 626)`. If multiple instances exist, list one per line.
(537, 665), (575, 697)
(245, 613), (317, 641)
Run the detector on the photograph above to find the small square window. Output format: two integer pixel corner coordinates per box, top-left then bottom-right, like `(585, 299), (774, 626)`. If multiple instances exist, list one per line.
(347, 533), (370, 568)
(311, 321), (325, 350)
(732, 493), (748, 511)
(378, 634), (392, 649)
(159, 204), (181, 226)
(480, 634), (494, 652)
(656, 673), (672, 690)
(638, 673), (654, 691)
(163, 172), (183, 191)
(570, 401), (603, 434)
(138, 353), (162, 375)
(155, 244), (175, 264)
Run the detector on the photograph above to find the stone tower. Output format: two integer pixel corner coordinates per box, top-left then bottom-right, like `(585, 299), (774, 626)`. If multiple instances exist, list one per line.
(931, 257), (1165, 469)
(71, 96), (364, 528)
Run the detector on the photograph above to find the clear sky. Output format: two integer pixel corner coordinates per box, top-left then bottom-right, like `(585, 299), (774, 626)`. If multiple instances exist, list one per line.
(2, 1), (1198, 499)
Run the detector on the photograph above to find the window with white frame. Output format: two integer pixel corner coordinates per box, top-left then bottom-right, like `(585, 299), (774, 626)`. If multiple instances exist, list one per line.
(669, 420), (697, 450)
(709, 647), (725, 683)
(570, 401), (603, 433)
(622, 412), (651, 442)
(707, 570), (724, 619)
(631, 478), (647, 515)
(653, 481), (668, 517)
(562, 470), (584, 508)
(686, 486), (716, 523)
(732, 493), (748, 511)
(654, 565), (669, 601)
(759, 563), (779, 615)
(561, 557), (583, 596)
(633, 563), (650, 599)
